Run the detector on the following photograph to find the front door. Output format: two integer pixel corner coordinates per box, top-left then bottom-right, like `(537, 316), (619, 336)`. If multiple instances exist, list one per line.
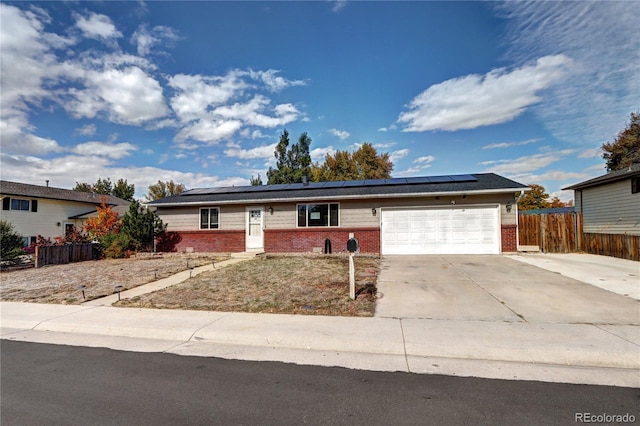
(246, 207), (264, 250)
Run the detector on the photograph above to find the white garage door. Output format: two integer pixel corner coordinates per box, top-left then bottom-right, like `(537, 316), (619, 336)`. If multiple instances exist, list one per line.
(381, 206), (500, 255)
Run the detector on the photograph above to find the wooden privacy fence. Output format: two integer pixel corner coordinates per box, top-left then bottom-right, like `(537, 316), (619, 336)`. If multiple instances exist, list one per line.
(582, 233), (640, 262)
(35, 243), (94, 268)
(519, 212), (639, 261)
(518, 212), (580, 253)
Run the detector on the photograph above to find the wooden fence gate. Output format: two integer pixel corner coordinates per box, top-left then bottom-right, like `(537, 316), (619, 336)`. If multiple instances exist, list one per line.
(518, 212), (581, 253)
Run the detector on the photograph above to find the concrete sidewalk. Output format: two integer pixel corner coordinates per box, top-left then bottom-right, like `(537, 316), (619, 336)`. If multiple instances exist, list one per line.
(1, 301), (638, 388)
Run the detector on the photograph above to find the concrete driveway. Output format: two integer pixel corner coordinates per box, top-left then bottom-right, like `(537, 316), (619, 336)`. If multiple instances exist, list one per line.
(374, 255), (639, 325)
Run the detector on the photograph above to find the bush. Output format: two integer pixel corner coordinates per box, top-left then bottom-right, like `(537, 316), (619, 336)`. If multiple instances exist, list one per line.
(0, 220), (25, 263)
(103, 233), (135, 259)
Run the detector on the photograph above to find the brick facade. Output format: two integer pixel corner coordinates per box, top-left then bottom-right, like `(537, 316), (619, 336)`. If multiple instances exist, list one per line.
(159, 230), (245, 253)
(264, 227), (380, 254)
(501, 224), (518, 252)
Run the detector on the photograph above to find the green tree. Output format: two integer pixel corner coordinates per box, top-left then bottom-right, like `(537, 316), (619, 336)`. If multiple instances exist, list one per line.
(602, 112), (640, 172)
(250, 174), (263, 186)
(518, 184), (551, 211)
(121, 200), (166, 251)
(73, 182), (93, 192)
(112, 178), (135, 201)
(73, 177), (133, 200)
(311, 143), (393, 181)
(92, 177), (113, 195)
(146, 180), (186, 201)
(266, 130), (312, 184)
(0, 220), (25, 263)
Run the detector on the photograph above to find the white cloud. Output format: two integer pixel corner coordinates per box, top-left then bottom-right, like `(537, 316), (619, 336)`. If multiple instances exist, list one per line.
(398, 55), (573, 132)
(224, 143), (277, 160)
(414, 155), (435, 165)
(311, 146), (336, 162)
(248, 69), (307, 93)
(64, 65), (169, 125)
(74, 123), (96, 136)
(331, 0), (348, 13)
(377, 127), (387, 132)
(71, 141), (137, 159)
(479, 149), (577, 176)
(131, 24), (179, 56)
(175, 119), (243, 146)
(482, 138), (541, 149)
(578, 148), (601, 159)
(389, 149), (409, 163)
(74, 11), (122, 41)
(328, 128), (350, 140)
(0, 152), (248, 199)
(496, 1), (640, 146)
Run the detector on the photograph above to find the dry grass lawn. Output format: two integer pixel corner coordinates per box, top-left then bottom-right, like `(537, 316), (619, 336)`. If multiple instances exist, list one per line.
(116, 255), (379, 317)
(0, 253), (229, 304)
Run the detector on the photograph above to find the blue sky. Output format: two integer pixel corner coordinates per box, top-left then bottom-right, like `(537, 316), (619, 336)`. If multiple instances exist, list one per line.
(1, 1), (638, 200)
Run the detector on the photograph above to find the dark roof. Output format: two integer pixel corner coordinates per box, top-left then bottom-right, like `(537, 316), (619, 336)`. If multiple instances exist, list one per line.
(563, 164), (640, 190)
(0, 180), (129, 206)
(149, 173), (527, 206)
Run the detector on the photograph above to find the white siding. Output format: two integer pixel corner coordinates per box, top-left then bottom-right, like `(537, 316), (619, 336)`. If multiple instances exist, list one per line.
(581, 179), (640, 235)
(0, 198), (91, 241)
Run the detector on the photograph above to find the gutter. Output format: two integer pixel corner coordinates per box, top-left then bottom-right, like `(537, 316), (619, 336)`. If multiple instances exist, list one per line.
(149, 187), (528, 207)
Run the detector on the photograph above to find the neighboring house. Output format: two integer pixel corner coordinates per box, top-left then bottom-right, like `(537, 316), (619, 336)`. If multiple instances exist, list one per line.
(563, 164), (640, 235)
(0, 180), (130, 245)
(149, 173), (528, 255)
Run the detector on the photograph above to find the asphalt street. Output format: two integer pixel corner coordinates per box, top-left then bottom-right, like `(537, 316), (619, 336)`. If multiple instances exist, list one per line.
(2, 341), (638, 425)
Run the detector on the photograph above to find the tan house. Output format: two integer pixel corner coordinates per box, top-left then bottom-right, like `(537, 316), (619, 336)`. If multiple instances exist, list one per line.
(149, 173), (528, 255)
(0, 180), (130, 245)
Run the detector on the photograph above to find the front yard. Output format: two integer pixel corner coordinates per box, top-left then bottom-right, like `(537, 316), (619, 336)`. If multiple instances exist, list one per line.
(116, 255), (378, 317)
(0, 253), (226, 304)
(0, 253), (379, 316)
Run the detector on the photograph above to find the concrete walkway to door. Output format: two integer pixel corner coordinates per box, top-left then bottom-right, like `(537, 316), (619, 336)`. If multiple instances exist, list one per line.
(374, 255), (639, 325)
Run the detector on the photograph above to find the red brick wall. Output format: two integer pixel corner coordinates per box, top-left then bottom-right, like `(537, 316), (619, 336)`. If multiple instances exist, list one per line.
(265, 228), (380, 254)
(159, 230), (245, 253)
(501, 224), (518, 252)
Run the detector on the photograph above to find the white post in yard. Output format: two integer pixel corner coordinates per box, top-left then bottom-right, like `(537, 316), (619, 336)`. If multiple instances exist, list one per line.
(349, 252), (355, 300)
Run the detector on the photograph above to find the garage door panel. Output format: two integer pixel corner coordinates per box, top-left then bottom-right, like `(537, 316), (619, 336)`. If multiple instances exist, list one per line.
(382, 206), (499, 255)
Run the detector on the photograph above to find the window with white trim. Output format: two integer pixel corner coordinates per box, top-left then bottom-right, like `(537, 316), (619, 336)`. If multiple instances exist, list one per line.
(297, 203), (339, 227)
(200, 207), (219, 229)
(2, 197), (36, 212)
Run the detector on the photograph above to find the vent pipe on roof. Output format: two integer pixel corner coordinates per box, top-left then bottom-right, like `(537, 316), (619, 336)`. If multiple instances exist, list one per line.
(302, 175), (309, 186)
(45, 180), (49, 187)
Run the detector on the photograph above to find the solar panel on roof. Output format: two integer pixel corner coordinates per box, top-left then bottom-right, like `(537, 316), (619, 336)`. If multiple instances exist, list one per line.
(262, 184), (290, 191)
(450, 174), (478, 182)
(320, 181), (345, 188)
(342, 180), (366, 187)
(364, 179), (387, 186)
(404, 176), (432, 184)
(387, 178), (408, 185)
(429, 175), (454, 183)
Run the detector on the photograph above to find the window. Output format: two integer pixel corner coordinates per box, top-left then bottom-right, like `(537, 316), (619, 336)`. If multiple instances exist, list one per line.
(297, 203), (339, 227)
(200, 207), (219, 229)
(632, 177), (640, 194)
(2, 197), (37, 212)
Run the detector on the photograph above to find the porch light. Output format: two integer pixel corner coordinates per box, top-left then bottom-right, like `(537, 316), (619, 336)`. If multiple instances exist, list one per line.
(371, 207), (377, 216)
(268, 206), (274, 214)
(506, 201), (512, 213)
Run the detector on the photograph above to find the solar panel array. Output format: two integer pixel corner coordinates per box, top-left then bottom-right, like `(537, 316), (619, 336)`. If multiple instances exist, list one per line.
(181, 174), (478, 196)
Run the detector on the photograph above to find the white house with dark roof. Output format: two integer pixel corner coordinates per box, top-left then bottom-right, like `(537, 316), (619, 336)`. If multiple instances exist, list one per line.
(149, 173), (528, 255)
(0, 180), (130, 245)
